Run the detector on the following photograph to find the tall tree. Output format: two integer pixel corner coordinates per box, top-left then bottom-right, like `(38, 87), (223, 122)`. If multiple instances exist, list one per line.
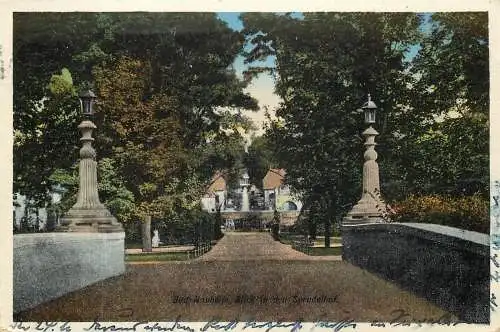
(403, 12), (489, 197)
(245, 135), (278, 188)
(13, 13), (258, 227)
(241, 12), (421, 246)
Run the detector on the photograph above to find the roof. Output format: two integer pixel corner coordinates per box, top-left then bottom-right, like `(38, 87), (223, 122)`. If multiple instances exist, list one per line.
(208, 172), (226, 192)
(263, 168), (286, 189)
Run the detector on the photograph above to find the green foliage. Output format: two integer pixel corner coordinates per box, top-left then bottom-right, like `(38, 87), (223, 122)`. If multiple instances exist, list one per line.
(308, 247), (343, 256)
(271, 210), (280, 240)
(242, 12), (488, 234)
(97, 158), (136, 223)
(213, 208), (224, 240)
(242, 13), (420, 239)
(271, 223), (280, 241)
(245, 135), (278, 188)
(154, 208), (217, 245)
(49, 68), (75, 96)
(386, 114), (488, 199)
(13, 12), (489, 239)
(413, 12), (488, 116)
(48, 168), (78, 213)
(14, 13), (258, 228)
(380, 12), (489, 200)
(390, 194), (489, 233)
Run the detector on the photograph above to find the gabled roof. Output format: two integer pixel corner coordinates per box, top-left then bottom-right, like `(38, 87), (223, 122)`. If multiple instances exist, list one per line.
(263, 168), (286, 189)
(207, 172), (226, 192)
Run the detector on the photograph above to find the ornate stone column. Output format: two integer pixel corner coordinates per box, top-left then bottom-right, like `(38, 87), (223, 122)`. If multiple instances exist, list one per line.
(240, 170), (250, 212)
(344, 95), (387, 224)
(58, 120), (123, 233)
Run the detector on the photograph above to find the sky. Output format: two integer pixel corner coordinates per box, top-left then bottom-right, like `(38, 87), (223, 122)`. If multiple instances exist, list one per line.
(217, 13), (308, 135)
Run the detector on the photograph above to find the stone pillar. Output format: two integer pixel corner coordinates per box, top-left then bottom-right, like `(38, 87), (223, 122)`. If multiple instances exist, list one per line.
(59, 120), (123, 232)
(241, 185), (250, 212)
(142, 216), (152, 252)
(344, 125), (386, 224)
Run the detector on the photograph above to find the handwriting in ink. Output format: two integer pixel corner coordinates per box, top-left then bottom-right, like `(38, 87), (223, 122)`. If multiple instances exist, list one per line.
(84, 321), (147, 332)
(315, 319), (357, 332)
(143, 317), (195, 332)
(491, 254), (500, 268)
(200, 318), (239, 331)
(369, 321), (386, 327)
(11, 322), (72, 332)
(388, 309), (463, 326)
(10, 322), (31, 331)
(492, 234), (500, 251)
(491, 293), (498, 312)
(242, 320), (302, 332)
(35, 322), (60, 332)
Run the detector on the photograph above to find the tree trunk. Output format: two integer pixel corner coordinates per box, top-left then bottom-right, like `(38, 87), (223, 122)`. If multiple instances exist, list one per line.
(324, 218), (331, 248)
(142, 215), (152, 252)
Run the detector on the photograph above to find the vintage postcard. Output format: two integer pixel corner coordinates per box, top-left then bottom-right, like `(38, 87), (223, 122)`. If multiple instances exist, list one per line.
(2, 0), (499, 331)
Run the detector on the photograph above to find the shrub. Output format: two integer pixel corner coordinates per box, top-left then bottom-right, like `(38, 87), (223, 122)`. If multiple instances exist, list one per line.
(213, 209), (224, 240)
(271, 223), (280, 240)
(390, 194), (489, 233)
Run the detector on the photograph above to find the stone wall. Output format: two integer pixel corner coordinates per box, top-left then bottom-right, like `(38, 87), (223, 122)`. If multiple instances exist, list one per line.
(342, 222), (490, 323)
(220, 210), (301, 226)
(14, 232), (125, 313)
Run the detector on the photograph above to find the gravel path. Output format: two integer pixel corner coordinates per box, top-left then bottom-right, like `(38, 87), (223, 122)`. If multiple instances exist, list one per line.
(15, 233), (453, 322)
(199, 232), (312, 261)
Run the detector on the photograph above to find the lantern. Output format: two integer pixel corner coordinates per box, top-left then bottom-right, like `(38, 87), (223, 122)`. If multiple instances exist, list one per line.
(361, 94), (377, 124)
(79, 90), (96, 116)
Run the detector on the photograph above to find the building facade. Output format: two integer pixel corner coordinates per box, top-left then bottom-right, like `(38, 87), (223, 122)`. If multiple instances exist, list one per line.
(201, 168), (302, 214)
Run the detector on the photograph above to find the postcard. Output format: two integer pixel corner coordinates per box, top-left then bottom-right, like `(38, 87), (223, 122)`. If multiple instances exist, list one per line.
(2, 1), (499, 331)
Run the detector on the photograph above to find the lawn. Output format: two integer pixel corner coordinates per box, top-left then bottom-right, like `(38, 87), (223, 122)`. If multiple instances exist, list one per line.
(125, 252), (190, 262)
(279, 235), (342, 246)
(308, 246), (343, 256)
(125, 242), (193, 249)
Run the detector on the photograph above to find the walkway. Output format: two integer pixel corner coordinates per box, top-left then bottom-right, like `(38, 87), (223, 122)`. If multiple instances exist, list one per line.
(16, 233), (453, 322)
(198, 232), (340, 261)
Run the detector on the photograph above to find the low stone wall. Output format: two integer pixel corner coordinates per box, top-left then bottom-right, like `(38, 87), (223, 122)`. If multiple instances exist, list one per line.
(14, 232), (125, 313)
(220, 211), (301, 226)
(342, 222), (490, 323)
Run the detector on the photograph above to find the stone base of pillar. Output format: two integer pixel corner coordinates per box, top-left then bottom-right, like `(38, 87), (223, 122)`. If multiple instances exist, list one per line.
(343, 216), (385, 226)
(58, 207), (123, 233)
(343, 194), (386, 226)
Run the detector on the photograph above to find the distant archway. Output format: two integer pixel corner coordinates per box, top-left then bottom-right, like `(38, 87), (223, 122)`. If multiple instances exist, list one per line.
(282, 201), (298, 211)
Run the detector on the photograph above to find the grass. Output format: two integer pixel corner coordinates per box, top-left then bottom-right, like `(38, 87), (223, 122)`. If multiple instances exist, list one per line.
(279, 238), (295, 245)
(126, 243), (143, 249)
(125, 242), (193, 249)
(280, 235), (342, 246)
(125, 252), (190, 262)
(308, 246), (343, 256)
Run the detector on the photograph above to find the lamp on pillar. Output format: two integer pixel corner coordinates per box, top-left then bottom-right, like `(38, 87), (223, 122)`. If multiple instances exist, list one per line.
(58, 90), (123, 232)
(80, 90), (96, 117)
(240, 169), (250, 212)
(344, 94), (387, 225)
